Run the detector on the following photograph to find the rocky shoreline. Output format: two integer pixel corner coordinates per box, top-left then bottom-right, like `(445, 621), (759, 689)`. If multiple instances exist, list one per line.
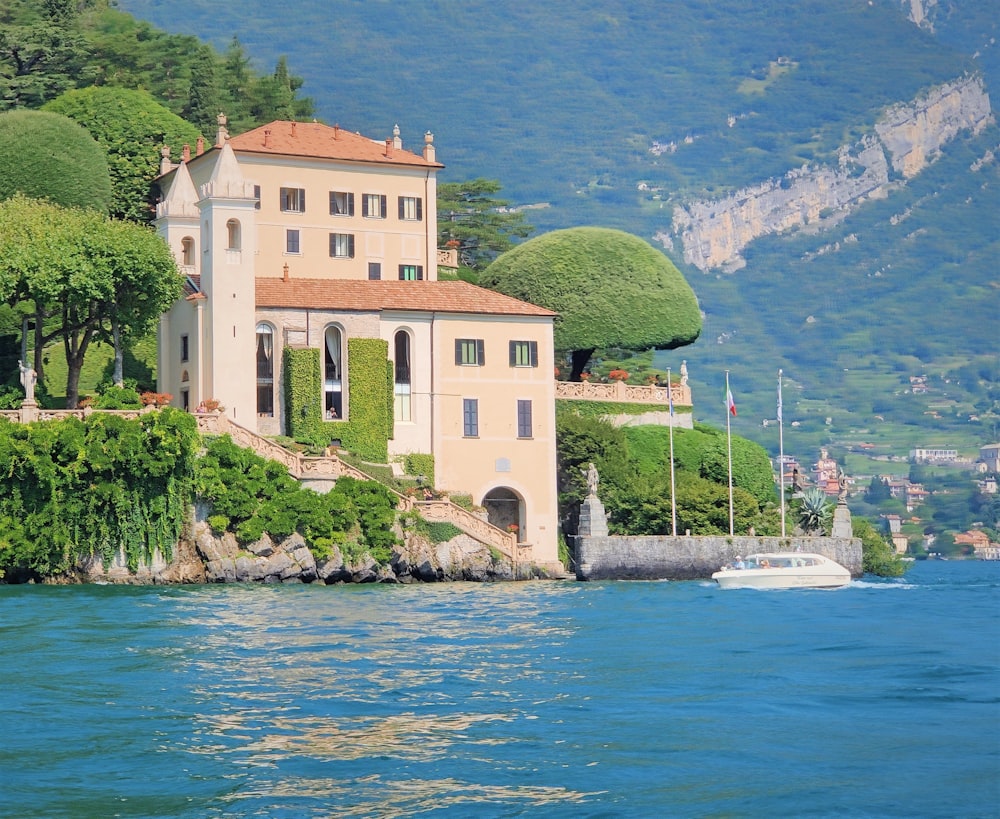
(54, 519), (533, 585)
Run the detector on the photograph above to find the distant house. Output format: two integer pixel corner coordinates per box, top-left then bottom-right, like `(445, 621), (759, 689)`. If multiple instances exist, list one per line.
(153, 117), (561, 569)
(954, 530), (999, 559)
(979, 443), (1000, 473)
(910, 447), (958, 463)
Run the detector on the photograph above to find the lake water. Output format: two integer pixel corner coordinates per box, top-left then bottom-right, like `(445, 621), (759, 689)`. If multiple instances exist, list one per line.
(2, 561), (997, 818)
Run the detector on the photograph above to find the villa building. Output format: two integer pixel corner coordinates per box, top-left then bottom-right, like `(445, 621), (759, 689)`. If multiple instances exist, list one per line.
(153, 117), (560, 567)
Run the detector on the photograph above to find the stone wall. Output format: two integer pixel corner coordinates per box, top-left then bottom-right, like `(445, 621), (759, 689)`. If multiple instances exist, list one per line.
(574, 535), (862, 581)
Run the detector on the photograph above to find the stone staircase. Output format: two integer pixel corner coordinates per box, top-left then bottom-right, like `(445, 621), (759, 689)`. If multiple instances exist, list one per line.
(194, 413), (521, 565)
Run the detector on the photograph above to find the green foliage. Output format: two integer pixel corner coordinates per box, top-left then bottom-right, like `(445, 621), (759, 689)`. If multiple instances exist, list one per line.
(332, 337), (390, 462)
(44, 86), (201, 222)
(797, 488), (833, 535)
(93, 384), (141, 409)
(854, 516), (907, 577)
(0, 109), (111, 211)
(0, 195), (183, 407)
(0, 409), (198, 578)
(283, 346), (323, 443)
(404, 453), (435, 485)
(482, 228), (701, 378)
(437, 178), (535, 270)
(194, 436), (399, 563)
(698, 433), (777, 506)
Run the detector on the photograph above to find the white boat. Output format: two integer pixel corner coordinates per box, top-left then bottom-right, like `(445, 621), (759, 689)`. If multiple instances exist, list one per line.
(711, 552), (851, 590)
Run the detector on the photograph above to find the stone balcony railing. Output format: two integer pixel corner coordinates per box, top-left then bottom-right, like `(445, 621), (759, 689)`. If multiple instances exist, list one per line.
(555, 379), (691, 407)
(437, 248), (459, 268)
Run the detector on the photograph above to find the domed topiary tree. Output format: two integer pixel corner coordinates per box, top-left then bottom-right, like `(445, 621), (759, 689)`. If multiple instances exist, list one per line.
(480, 227), (701, 380)
(0, 110), (111, 212)
(44, 87), (202, 222)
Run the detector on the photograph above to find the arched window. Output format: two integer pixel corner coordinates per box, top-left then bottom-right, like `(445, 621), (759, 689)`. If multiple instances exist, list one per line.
(256, 323), (274, 416)
(226, 219), (241, 250)
(393, 330), (412, 422)
(181, 236), (195, 266)
(324, 325), (343, 419)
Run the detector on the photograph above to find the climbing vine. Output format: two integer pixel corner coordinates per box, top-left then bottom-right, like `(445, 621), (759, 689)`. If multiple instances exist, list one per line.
(0, 409), (198, 579)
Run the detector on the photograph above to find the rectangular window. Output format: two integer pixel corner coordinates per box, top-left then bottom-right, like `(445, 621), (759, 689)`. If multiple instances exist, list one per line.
(398, 264), (424, 281)
(286, 229), (300, 254)
(329, 190), (354, 216)
(362, 193), (387, 218)
(455, 338), (485, 366)
(368, 262), (382, 280)
(181, 388), (189, 412)
(253, 184), (261, 210)
(517, 399), (533, 438)
(463, 398), (479, 437)
(509, 340), (538, 367)
(280, 187), (305, 213)
(329, 233), (355, 258)
(180, 334), (189, 363)
(398, 196), (423, 221)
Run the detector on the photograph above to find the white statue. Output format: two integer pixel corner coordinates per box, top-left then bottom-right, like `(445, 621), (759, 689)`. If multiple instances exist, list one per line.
(585, 462), (599, 496)
(19, 360), (36, 403)
(680, 360), (688, 386)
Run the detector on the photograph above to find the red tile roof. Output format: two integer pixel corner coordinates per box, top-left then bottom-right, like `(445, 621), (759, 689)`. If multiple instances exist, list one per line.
(255, 278), (557, 318)
(227, 120), (442, 167)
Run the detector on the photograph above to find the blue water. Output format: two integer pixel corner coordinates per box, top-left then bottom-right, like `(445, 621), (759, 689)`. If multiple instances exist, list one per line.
(2, 562), (997, 818)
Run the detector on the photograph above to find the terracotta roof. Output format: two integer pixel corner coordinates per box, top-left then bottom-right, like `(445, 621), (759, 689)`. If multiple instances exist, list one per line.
(255, 278), (556, 317)
(227, 120), (442, 167)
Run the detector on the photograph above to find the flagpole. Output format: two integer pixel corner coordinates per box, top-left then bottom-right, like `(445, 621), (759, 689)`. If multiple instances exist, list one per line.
(667, 367), (677, 536)
(726, 370), (735, 536)
(778, 369), (786, 537)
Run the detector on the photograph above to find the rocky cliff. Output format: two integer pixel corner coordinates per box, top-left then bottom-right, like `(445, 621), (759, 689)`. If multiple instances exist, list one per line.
(668, 74), (993, 271)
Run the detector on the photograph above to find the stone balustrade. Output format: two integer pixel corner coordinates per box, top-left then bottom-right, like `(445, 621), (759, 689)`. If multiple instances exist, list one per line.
(555, 379), (691, 407)
(415, 499), (519, 563)
(437, 248), (459, 268)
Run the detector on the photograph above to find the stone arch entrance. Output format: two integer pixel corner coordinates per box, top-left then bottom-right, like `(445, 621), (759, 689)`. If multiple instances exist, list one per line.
(482, 487), (523, 540)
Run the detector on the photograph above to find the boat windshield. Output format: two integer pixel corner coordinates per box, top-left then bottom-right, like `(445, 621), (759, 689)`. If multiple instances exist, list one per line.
(746, 555), (820, 568)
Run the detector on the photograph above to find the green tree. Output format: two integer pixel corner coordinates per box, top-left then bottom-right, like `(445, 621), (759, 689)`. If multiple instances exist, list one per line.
(44, 86), (201, 222)
(854, 516), (907, 577)
(0, 109), (111, 212)
(0, 1), (92, 110)
(481, 227), (701, 380)
(437, 179), (535, 275)
(0, 196), (182, 406)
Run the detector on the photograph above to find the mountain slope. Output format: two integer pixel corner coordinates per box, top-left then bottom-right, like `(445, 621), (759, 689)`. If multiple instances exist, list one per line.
(118, 0), (1000, 459)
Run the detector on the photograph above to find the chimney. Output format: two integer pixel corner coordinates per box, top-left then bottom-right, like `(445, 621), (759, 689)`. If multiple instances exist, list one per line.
(423, 131), (436, 163)
(182, 144), (191, 162)
(159, 146), (172, 176)
(283, 263), (290, 282)
(334, 124), (339, 139)
(291, 121), (297, 137)
(196, 136), (205, 155)
(264, 129), (271, 148)
(385, 138), (393, 158)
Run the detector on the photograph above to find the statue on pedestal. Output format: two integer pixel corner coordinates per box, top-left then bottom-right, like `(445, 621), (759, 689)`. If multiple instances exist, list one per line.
(680, 360), (688, 386)
(18, 360), (36, 403)
(585, 462), (599, 497)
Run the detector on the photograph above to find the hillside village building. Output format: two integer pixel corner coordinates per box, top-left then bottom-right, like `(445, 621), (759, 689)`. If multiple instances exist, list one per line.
(153, 118), (560, 568)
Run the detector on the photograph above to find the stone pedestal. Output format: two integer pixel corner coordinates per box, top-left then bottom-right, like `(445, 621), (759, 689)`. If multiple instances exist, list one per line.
(579, 494), (608, 537)
(831, 501), (853, 539)
(19, 400), (38, 423)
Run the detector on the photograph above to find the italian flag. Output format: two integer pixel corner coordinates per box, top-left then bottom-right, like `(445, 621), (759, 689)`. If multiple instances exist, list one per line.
(726, 388), (737, 417)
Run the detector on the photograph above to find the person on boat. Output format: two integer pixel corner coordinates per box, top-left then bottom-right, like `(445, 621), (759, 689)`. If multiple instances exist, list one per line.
(734, 555), (745, 569)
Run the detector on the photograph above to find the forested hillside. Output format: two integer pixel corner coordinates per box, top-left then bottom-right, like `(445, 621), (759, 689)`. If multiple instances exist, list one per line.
(113, 0), (999, 470)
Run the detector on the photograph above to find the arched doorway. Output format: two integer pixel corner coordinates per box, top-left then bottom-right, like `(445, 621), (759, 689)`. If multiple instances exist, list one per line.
(482, 487), (523, 541)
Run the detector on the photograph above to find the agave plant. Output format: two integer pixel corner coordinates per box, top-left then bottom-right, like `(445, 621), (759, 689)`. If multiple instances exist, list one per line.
(798, 488), (833, 535)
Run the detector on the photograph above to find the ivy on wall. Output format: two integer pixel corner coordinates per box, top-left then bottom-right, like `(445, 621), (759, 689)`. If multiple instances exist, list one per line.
(405, 453), (435, 486)
(283, 347), (324, 444)
(0, 409), (198, 579)
(283, 338), (391, 462)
